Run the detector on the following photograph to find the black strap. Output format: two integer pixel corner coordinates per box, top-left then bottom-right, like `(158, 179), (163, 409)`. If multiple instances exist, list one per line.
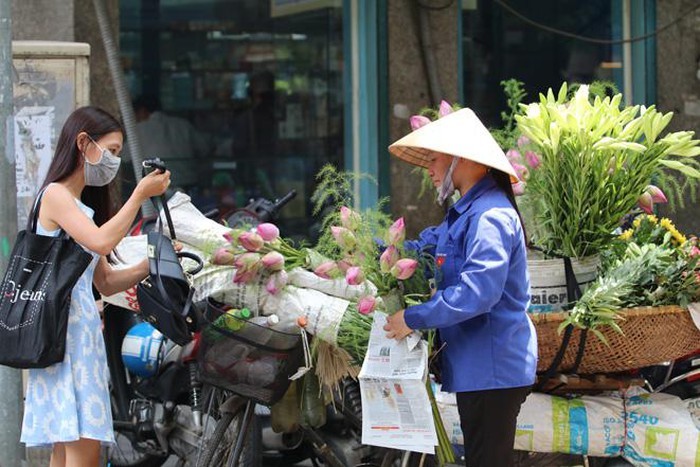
(531, 247), (589, 391)
(29, 186), (71, 240)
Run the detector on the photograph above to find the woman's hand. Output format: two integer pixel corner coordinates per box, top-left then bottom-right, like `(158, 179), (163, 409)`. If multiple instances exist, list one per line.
(384, 309), (413, 340)
(134, 169), (171, 201)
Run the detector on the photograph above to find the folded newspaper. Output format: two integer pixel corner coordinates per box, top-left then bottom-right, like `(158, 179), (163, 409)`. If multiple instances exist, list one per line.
(358, 312), (437, 454)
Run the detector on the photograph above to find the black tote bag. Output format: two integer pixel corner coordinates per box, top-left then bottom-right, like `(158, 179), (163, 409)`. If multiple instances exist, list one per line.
(0, 191), (93, 368)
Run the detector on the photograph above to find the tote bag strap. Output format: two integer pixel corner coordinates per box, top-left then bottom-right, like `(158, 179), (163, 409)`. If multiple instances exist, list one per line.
(28, 186), (71, 241)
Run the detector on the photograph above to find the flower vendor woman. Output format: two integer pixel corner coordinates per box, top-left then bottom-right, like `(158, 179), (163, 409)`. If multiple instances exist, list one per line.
(384, 108), (537, 467)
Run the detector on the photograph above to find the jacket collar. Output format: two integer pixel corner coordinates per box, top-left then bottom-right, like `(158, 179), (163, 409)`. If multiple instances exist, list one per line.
(450, 172), (497, 216)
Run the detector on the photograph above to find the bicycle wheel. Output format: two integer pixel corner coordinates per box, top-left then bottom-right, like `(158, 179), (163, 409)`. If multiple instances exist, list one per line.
(196, 397), (262, 467)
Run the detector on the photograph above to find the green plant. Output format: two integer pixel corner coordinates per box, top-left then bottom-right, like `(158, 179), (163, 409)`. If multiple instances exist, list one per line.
(516, 82), (700, 258)
(490, 79), (528, 151)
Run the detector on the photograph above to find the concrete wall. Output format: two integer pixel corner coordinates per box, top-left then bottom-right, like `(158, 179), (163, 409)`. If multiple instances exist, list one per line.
(387, 0), (460, 237)
(655, 0), (700, 235)
(11, 0), (119, 117)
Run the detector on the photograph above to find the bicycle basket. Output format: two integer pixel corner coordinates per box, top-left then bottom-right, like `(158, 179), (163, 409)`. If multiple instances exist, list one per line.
(198, 298), (304, 405)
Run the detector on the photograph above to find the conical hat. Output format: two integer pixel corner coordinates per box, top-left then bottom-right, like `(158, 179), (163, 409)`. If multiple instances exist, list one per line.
(388, 108), (518, 180)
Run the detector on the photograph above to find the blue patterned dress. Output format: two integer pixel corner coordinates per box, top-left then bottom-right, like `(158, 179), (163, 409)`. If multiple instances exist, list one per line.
(21, 200), (115, 447)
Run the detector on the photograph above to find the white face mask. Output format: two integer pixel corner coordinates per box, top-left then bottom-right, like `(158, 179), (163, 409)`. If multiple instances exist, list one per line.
(436, 157), (459, 205)
(84, 138), (121, 187)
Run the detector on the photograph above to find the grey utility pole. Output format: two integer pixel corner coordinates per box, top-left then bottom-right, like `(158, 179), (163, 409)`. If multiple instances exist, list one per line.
(0, 1), (24, 466)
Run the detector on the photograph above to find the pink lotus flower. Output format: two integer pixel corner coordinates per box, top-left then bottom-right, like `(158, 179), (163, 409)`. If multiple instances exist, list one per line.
(266, 270), (288, 295)
(233, 268), (257, 284)
(517, 135), (530, 148)
(337, 259), (353, 273)
(511, 162), (529, 181)
(524, 151), (541, 169)
(238, 232), (264, 252)
(256, 223), (280, 242)
(645, 185), (667, 204)
(331, 226), (357, 250)
(506, 149), (522, 162)
(410, 115), (431, 130)
(345, 266), (365, 286)
(638, 192), (654, 214)
(357, 296), (376, 315)
(380, 245), (400, 273)
(223, 229), (245, 243)
(387, 218), (406, 246)
(234, 252), (261, 272)
(314, 261), (340, 279)
(212, 247), (236, 266)
(512, 181), (526, 196)
(261, 251), (285, 271)
(340, 206), (361, 231)
(390, 258), (418, 280)
(438, 100), (454, 118)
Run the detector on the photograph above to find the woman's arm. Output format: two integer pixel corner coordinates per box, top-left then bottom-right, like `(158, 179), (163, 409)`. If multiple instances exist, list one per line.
(403, 209), (515, 329)
(404, 224), (443, 256)
(93, 256), (149, 297)
(39, 170), (170, 256)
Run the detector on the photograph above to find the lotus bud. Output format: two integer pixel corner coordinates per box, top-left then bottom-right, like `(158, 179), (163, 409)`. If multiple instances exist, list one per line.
(357, 296), (376, 315)
(212, 247), (236, 266)
(337, 259), (353, 273)
(387, 218), (406, 246)
(234, 252), (261, 272)
(638, 192), (654, 214)
(233, 269), (256, 284)
(517, 135), (530, 148)
(438, 100), (454, 117)
(340, 206), (362, 231)
(380, 245), (400, 273)
(314, 261), (340, 279)
(524, 151), (541, 169)
(223, 228), (245, 244)
(265, 270), (289, 295)
(331, 226), (357, 250)
(512, 181), (526, 196)
(645, 185), (668, 204)
(238, 231), (264, 252)
(345, 266), (365, 286)
(410, 115), (432, 130)
(261, 251), (285, 271)
(390, 258), (418, 280)
(511, 162), (529, 181)
(256, 223), (280, 242)
(506, 149), (522, 162)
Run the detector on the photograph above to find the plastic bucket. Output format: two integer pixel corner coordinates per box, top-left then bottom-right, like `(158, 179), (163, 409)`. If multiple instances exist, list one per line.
(527, 254), (600, 313)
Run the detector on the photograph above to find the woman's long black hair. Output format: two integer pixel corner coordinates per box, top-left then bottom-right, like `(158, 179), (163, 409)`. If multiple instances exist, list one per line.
(491, 169), (528, 244)
(38, 106), (124, 227)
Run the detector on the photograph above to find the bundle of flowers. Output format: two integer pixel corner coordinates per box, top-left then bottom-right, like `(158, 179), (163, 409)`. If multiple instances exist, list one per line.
(562, 214), (700, 338)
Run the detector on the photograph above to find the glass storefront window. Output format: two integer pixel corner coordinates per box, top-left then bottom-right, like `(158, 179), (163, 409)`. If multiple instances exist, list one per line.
(461, 0), (622, 129)
(120, 0), (344, 239)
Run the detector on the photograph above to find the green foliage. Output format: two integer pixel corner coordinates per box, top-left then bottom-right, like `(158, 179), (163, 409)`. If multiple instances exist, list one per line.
(490, 79), (527, 151)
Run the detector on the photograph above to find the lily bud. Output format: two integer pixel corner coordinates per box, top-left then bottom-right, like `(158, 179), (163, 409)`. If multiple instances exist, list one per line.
(438, 100), (454, 118)
(340, 206), (362, 231)
(390, 258), (418, 280)
(345, 266), (365, 286)
(314, 261), (340, 279)
(331, 226), (358, 250)
(265, 270), (289, 295)
(212, 247), (236, 266)
(357, 296), (376, 315)
(638, 192), (654, 214)
(387, 218), (406, 246)
(380, 245), (400, 273)
(238, 232), (264, 252)
(256, 223), (280, 242)
(524, 151), (541, 169)
(261, 251), (285, 271)
(645, 185), (668, 204)
(410, 115), (432, 130)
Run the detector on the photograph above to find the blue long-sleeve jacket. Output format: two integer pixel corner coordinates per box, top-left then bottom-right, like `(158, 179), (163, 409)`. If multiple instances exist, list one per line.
(404, 174), (537, 392)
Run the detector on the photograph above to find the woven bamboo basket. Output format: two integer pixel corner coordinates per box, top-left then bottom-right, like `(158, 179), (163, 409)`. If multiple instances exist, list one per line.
(531, 305), (700, 374)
